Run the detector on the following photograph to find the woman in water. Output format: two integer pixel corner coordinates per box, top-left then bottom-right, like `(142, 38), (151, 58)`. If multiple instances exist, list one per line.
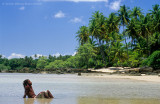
(23, 79), (54, 98)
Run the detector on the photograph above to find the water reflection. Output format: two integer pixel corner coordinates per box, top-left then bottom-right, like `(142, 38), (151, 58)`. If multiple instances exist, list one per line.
(24, 98), (53, 104)
(77, 97), (160, 104)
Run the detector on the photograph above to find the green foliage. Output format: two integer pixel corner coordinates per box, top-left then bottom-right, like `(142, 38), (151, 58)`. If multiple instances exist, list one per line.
(128, 51), (141, 67)
(77, 43), (96, 68)
(142, 50), (160, 69)
(0, 64), (10, 71)
(64, 56), (79, 68)
(45, 60), (64, 70)
(36, 56), (48, 69)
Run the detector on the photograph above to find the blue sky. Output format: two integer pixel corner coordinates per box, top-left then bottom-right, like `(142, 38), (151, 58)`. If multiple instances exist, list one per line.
(0, 0), (159, 59)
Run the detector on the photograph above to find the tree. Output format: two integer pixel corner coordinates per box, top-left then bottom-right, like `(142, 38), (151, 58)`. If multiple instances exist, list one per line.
(77, 43), (96, 69)
(76, 26), (89, 45)
(150, 4), (160, 33)
(126, 18), (138, 48)
(136, 14), (152, 56)
(36, 56), (48, 70)
(89, 11), (106, 66)
(131, 6), (142, 20)
(118, 5), (130, 60)
(45, 60), (65, 70)
(112, 41), (127, 66)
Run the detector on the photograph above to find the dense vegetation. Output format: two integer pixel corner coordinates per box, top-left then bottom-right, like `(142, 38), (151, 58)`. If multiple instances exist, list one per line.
(0, 4), (160, 73)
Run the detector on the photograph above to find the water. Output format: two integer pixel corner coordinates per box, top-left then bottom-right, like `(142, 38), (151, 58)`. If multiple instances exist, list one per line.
(0, 73), (160, 104)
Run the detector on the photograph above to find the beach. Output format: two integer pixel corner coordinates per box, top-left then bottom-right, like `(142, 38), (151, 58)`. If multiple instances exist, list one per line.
(0, 73), (160, 104)
(82, 73), (160, 83)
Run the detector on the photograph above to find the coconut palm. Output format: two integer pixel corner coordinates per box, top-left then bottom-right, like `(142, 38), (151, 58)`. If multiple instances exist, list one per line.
(105, 13), (119, 65)
(118, 5), (130, 60)
(136, 14), (152, 56)
(131, 6), (142, 20)
(106, 13), (119, 34)
(150, 4), (160, 32)
(126, 18), (138, 48)
(89, 11), (107, 66)
(89, 11), (106, 45)
(150, 4), (160, 16)
(76, 26), (89, 46)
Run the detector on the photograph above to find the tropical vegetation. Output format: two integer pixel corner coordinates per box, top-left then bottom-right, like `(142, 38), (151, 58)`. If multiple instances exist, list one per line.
(0, 4), (160, 73)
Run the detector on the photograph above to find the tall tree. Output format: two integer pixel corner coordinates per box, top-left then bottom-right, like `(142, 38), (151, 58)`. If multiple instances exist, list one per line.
(136, 14), (152, 56)
(126, 18), (138, 48)
(76, 26), (89, 46)
(89, 11), (106, 66)
(150, 4), (160, 33)
(118, 5), (130, 60)
(131, 6), (142, 20)
(105, 13), (119, 65)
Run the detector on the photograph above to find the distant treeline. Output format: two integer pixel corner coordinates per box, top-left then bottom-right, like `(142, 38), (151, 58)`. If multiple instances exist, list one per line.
(0, 4), (160, 72)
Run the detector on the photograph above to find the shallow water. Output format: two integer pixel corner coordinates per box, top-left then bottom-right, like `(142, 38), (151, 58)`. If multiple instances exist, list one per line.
(0, 73), (160, 104)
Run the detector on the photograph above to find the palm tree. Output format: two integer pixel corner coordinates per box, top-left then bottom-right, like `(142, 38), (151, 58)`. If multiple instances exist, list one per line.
(89, 11), (107, 67)
(136, 14), (152, 56)
(76, 26), (89, 46)
(112, 41), (126, 66)
(150, 4), (160, 33)
(150, 4), (159, 16)
(131, 6), (142, 20)
(89, 11), (106, 45)
(118, 5), (130, 60)
(105, 13), (119, 65)
(106, 13), (119, 33)
(126, 18), (138, 48)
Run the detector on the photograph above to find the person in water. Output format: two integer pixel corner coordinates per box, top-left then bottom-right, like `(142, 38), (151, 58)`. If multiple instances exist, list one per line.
(23, 79), (54, 98)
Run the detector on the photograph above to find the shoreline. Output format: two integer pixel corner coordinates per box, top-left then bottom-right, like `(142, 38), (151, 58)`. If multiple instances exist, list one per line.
(1, 71), (160, 83)
(82, 73), (160, 83)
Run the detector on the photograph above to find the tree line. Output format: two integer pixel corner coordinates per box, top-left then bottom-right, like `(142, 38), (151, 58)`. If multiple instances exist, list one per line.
(0, 4), (160, 72)
(75, 4), (160, 69)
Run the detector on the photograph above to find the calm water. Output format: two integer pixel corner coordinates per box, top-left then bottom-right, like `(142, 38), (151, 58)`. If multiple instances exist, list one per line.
(0, 73), (160, 104)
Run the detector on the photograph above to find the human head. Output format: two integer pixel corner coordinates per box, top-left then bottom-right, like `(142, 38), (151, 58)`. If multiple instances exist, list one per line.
(23, 79), (32, 87)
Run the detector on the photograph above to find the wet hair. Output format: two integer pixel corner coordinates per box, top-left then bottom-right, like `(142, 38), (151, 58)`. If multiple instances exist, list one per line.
(23, 79), (29, 88)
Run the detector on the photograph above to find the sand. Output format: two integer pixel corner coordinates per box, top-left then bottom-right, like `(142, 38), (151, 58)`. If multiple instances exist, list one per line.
(82, 73), (160, 83)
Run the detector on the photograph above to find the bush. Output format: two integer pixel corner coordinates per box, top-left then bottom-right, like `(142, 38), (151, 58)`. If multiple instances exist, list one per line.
(0, 64), (10, 72)
(142, 50), (160, 69)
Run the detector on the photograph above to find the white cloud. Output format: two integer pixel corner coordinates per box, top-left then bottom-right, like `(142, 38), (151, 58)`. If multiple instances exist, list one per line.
(31, 54), (44, 59)
(72, 52), (77, 56)
(54, 11), (65, 18)
(108, 0), (121, 11)
(8, 53), (25, 59)
(39, 0), (108, 2)
(70, 17), (83, 23)
(53, 53), (61, 57)
(19, 6), (25, 10)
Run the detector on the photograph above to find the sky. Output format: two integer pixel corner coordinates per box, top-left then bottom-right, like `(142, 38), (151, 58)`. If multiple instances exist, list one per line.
(0, 0), (159, 59)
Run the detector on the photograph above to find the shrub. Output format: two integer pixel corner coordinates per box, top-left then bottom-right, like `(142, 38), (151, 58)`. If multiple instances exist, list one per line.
(0, 64), (10, 71)
(142, 50), (160, 69)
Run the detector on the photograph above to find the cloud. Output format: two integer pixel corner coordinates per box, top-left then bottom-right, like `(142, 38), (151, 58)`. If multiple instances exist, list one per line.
(8, 53), (25, 59)
(54, 11), (65, 18)
(53, 53), (61, 57)
(31, 54), (44, 59)
(19, 6), (25, 10)
(108, 0), (121, 11)
(39, 0), (108, 2)
(70, 17), (84, 23)
(72, 52), (77, 56)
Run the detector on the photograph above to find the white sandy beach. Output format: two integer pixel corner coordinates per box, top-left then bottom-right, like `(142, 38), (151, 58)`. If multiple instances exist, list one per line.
(83, 73), (160, 83)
